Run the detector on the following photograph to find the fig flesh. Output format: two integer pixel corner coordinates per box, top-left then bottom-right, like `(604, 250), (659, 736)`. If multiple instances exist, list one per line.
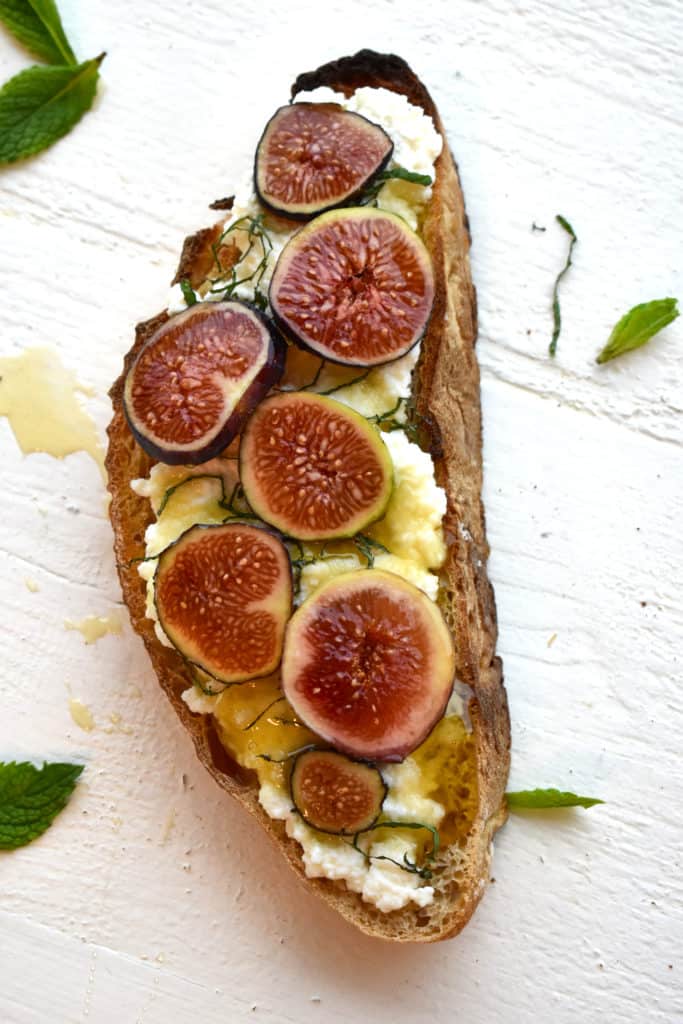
(239, 391), (393, 541)
(290, 750), (386, 835)
(155, 523), (292, 684)
(124, 302), (285, 465)
(281, 570), (454, 762)
(269, 207), (434, 367)
(255, 103), (393, 220)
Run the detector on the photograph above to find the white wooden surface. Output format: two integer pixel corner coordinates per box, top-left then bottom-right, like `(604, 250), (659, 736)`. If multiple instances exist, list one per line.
(1, 1), (681, 1021)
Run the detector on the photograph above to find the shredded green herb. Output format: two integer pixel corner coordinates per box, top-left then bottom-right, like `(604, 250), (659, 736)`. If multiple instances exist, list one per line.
(359, 166), (433, 206)
(155, 473), (258, 523)
(208, 214), (273, 307)
(381, 167), (433, 187)
(119, 552), (160, 569)
(318, 368), (372, 396)
(179, 279), (198, 306)
(257, 743), (320, 764)
(274, 358), (326, 394)
(242, 696), (287, 731)
(222, 481), (259, 521)
(549, 214), (578, 357)
(365, 393), (426, 446)
(190, 666), (226, 696)
(156, 473), (228, 517)
(351, 820), (440, 879)
(366, 396), (404, 424)
(353, 533), (389, 568)
(300, 359), (326, 391)
(287, 539), (356, 597)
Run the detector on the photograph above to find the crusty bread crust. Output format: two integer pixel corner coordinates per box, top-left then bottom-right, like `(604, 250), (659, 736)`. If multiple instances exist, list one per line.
(106, 50), (510, 943)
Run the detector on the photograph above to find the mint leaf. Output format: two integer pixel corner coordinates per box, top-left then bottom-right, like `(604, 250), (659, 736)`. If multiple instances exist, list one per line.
(549, 214), (578, 357)
(0, 761), (83, 849)
(0, 54), (104, 165)
(596, 298), (679, 365)
(506, 788), (604, 810)
(0, 0), (76, 64)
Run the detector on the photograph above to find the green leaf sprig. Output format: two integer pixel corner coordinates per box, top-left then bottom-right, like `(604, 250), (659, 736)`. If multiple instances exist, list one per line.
(506, 788), (604, 810)
(0, 1), (105, 165)
(549, 214), (578, 357)
(0, 0), (75, 64)
(596, 298), (678, 364)
(0, 760), (83, 849)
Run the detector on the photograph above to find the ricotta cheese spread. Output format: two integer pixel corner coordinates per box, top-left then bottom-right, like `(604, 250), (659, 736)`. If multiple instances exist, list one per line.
(131, 86), (465, 914)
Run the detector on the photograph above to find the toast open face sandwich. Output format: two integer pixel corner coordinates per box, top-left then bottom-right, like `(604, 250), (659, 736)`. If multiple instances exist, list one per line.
(106, 50), (510, 943)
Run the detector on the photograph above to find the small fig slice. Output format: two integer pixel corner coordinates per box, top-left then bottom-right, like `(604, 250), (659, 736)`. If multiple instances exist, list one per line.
(281, 570), (454, 762)
(255, 103), (393, 220)
(154, 523), (292, 684)
(269, 207), (434, 367)
(291, 750), (386, 835)
(239, 391), (393, 541)
(124, 302), (285, 465)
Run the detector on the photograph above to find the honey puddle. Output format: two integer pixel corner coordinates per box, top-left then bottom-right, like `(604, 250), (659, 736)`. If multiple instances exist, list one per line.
(64, 613), (122, 644)
(69, 698), (95, 732)
(0, 347), (106, 480)
(24, 578), (39, 592)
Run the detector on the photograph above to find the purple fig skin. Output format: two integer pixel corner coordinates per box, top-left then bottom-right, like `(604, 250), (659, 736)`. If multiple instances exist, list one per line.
(254, 103), (393, 221)
(123, 301), (286, 466)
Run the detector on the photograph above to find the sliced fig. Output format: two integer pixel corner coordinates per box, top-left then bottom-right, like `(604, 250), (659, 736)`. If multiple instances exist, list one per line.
(269, 207), (434, 367)
(281, 570), (454, 762)
(239, 391), (393, 541)
(290, 750), (386, 834)
(154, 522), (292, 684)
(124, 301), (285, 465)
(255, 103), (393, 220)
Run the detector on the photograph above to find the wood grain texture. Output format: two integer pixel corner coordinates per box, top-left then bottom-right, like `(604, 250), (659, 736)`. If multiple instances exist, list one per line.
(1, 0), (681, 1018)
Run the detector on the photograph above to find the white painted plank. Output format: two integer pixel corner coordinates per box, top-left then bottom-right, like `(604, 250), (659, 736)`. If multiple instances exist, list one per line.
(1, 0), (681, 1020)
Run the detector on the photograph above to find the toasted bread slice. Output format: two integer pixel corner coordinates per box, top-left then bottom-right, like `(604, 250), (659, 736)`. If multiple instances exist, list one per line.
(106, 50), (510, 943)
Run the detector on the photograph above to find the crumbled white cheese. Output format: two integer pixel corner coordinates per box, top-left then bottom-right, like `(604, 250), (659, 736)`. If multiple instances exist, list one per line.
(296, 86), (443, 180)
(362, 835), (435, 912)
(380, 759), (445, 826)
(259, 781), (294, 820)
(286, 815), (368, 893)
(296, 85), (443, 231)
(297, 551), (439, 605)
(328, 343), (420, 419)
(181, 686), (220, 715)
(371, 431), (447, 568)
(276, 803), (435, 913)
